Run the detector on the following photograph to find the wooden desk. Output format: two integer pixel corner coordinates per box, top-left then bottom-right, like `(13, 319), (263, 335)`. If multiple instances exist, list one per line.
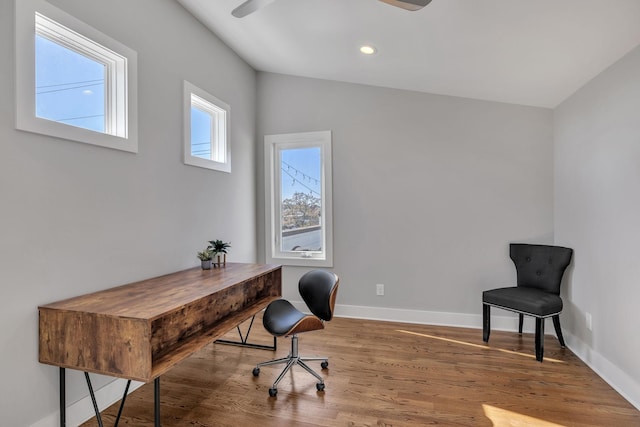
(39, 263), (282, 425)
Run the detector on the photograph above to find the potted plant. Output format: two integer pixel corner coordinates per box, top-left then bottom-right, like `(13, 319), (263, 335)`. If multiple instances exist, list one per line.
(197, 248), (214, 270)
(208, 240), (231, 266)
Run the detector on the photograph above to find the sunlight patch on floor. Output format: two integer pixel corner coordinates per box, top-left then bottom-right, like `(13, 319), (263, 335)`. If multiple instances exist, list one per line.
(482, 404), (566, 427)
(396, 330), (565, 363)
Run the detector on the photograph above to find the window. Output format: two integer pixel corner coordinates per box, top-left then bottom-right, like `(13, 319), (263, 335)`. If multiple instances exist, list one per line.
(183, 81), (230, 173)
(265, 131), (333, 267)
(16, 0), (138, 152)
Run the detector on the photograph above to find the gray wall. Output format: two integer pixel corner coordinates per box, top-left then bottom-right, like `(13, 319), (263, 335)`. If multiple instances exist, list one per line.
(0, 0), (257, 425)
(256, 72), (555, 318)
(554, 45), (640, 407)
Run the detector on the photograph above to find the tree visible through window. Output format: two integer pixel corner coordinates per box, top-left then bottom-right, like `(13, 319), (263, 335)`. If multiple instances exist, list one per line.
(265, 131), (333, 267)
(280, 147), (322, 252)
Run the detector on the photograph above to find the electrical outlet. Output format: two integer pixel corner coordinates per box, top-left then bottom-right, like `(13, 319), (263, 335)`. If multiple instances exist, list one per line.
(376, 283), (385, 296)
(586, 312), (592, 331)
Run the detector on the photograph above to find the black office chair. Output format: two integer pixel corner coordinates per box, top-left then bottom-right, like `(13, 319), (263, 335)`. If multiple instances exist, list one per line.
(482, 243), (573, 362)
(252, 269), (339, 396)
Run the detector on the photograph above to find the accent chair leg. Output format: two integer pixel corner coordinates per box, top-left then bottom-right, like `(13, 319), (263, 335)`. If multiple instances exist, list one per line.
(535, 317), (544, 362)
(552, 315), (566, 348)
(518, 314), (524, 334)
(482, 304), (490, 342)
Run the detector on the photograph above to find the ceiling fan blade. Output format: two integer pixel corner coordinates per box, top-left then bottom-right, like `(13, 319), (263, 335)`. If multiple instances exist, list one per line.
(379, 0), (433, 11)
(232, 0), (276, 18)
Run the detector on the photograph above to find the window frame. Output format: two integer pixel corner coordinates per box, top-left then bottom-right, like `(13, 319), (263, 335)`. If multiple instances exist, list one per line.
(264, 130), (333, 267)
(15, 0), (138, 152)
(183, 81), (231, 173)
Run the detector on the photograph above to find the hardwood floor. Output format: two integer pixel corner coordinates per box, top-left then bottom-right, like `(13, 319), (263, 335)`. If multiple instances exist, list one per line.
(81, 315), (640, 426)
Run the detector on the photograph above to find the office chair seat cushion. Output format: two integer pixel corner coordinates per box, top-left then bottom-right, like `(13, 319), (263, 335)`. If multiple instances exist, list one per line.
(263, 299), (324, 337)
(483, 287), (563, 317)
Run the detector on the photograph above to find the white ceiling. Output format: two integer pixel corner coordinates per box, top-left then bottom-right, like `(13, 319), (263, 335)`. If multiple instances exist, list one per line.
(177, 0), (640, 108)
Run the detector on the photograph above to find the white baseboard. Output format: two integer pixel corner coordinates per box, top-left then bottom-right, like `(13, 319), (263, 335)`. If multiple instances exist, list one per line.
(31, 378), (144, 427)
(291, 300), (543, 334)
(564, 331), (640, 411)
(30, 411), (57, 427)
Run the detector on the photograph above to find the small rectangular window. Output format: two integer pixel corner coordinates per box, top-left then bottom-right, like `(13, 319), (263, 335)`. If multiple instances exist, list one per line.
(16, 0), (138, 152)
(183, 81), (230, 173)
(265, 131), (333, 267)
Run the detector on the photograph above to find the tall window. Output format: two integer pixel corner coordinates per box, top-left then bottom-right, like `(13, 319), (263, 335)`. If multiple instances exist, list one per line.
(16, 0), (138, 152)
(265, 131), (333, 267)
(183, 81), (230, 173)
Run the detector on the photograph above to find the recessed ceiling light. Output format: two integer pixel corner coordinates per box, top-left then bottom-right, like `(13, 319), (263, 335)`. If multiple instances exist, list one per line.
(359, 45), (377, 55)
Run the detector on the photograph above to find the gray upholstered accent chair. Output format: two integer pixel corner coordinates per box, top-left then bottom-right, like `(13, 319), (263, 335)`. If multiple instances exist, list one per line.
(252, 269), (339, 396)
(483, 243), (573, 362)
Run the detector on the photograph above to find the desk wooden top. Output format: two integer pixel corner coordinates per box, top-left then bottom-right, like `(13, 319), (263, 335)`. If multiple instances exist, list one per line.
(39, 263), (282, 381)
(40, 263), (281, 319)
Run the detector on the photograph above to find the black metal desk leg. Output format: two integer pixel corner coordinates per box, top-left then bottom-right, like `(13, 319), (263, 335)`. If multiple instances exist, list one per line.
(60, 368), (66, 427)
(114, 380), (132, 426)
(85, 373), (105, 427)
(154, 377), (160, 427)
(214, 314), (277, 350)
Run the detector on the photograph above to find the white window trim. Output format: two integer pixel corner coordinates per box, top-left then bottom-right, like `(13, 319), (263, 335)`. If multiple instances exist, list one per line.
(15, 0), (138, 152)
(183, 81), (231, 173)
(264, 130), (333, 267)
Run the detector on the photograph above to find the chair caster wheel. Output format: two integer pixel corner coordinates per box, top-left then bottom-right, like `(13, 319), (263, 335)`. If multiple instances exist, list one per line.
(268, 388), (277, 397)
(321, 361), (328, 369)
(316, 382), (325, 391)
(252, 367), (260, 377)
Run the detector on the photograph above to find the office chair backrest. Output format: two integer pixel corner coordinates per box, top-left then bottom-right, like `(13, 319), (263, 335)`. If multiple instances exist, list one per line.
(299, 270), (340, 321)
(510, 243), (573, 294)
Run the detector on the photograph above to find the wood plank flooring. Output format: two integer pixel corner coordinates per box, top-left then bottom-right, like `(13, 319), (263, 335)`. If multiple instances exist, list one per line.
(81, 315), (640, 426)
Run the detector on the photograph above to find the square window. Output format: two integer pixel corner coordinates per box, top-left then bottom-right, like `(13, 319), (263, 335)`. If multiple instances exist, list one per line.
(16, 0), (138, 152)
(183, 81), (230, 173)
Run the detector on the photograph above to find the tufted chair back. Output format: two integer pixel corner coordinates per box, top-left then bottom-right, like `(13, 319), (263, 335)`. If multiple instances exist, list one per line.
(510, 243), (573, 295)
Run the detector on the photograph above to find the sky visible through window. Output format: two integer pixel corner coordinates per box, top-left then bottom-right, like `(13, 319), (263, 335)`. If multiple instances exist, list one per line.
(190, 106), (212, 159)
(35, 34), (105, 133)
(281, 147), (321, 200)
